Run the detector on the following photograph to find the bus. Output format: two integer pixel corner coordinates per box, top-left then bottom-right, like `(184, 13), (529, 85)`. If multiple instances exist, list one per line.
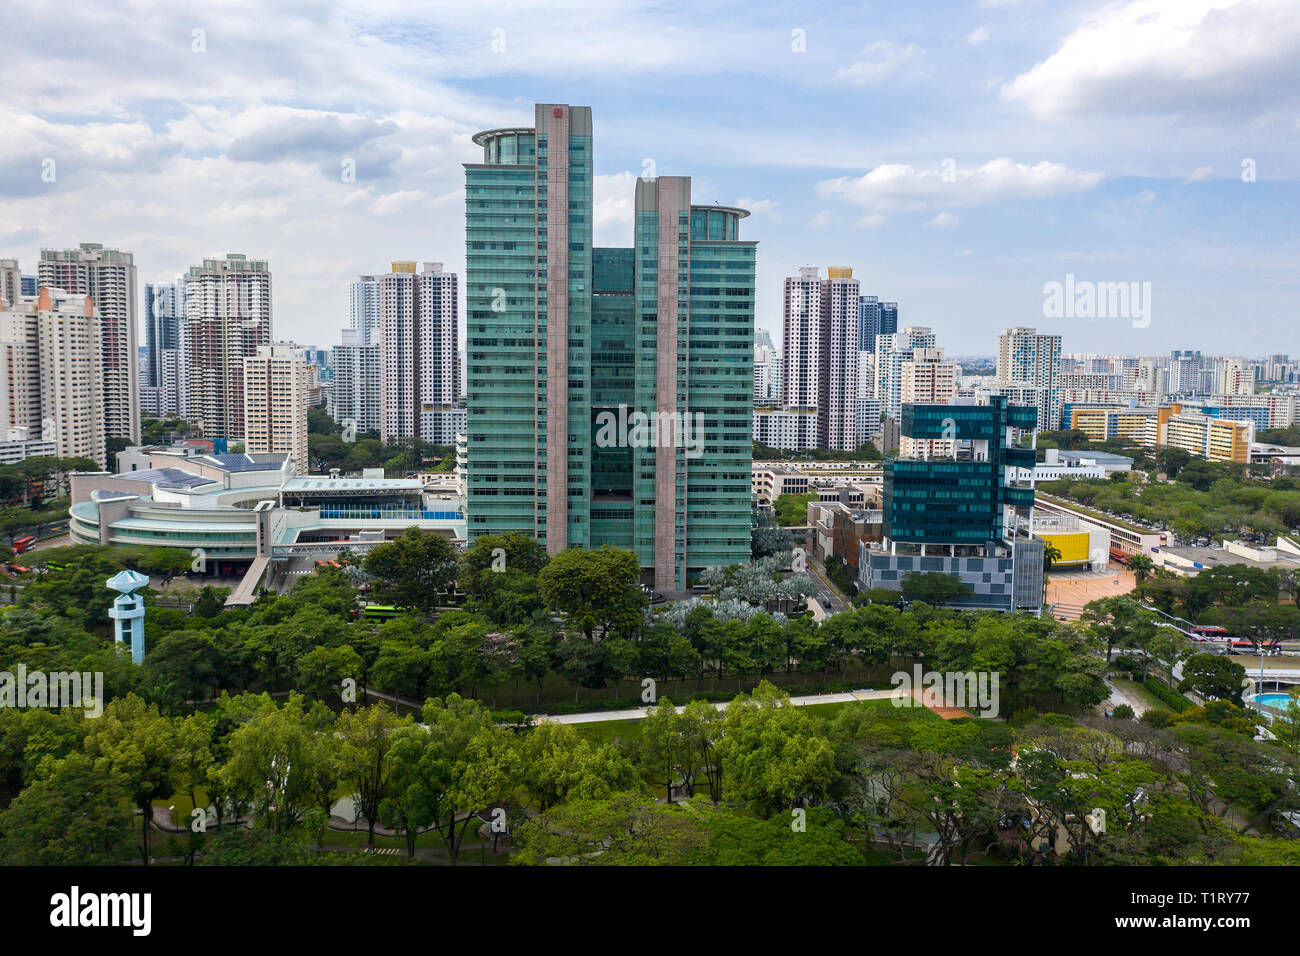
(351, 604), (406, 622)
(1190, 625), (1229, 641)
(1230, 639), (1282, 655)
(12, 536), (35, 554)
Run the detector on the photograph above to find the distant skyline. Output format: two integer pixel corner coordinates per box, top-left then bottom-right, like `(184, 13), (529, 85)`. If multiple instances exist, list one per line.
(2, 0), (1298, 355)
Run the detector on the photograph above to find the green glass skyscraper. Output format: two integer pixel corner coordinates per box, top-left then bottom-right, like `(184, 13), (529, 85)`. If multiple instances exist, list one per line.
(465, 103), (754, 590)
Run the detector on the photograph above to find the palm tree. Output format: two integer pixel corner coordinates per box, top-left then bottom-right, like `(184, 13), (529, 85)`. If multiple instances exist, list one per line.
(1128, 553), (1155, 585)
(1041, 543), (1062, 605)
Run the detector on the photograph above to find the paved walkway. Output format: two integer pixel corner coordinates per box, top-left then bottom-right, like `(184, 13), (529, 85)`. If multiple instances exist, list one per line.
(1103, 677), (1150, 717)
(537, 688), (899, 725)
(1046, 564), (1137, 620)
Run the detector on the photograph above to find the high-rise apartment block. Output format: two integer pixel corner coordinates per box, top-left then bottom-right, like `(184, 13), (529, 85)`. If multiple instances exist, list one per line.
(38, 243), (139, 443)
(0, 288), (106, 464)
(782, 267), (822, 411)
(819, 268), (860, 451)
(857, 295), (898, 354)
(142, 280), (187, 417)
(875, 326), (937, 422)
(349, 275), (381, 346)
(898, 347), (959, 459)
(753, 340), (782, 405)
(780, 266), (858, 451)
(996, 327), (1062, 430)
(0, 259), (20, 309)
(376, 261), (460, 446)
(329, 327), (381, 435)
(183, 254), (272, 440)
(465, 104), (755, 590)
(242, 344), (310, 473)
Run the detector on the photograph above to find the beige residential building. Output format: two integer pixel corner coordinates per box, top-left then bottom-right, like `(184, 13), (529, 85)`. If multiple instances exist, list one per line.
(1164, 411), (1252, 464)
(242, 344), (310, 474)
(0, 288), (105, 464)
(184, 254), (273, 440)
(37, 243), (139, 443)
(899, 347), (958, 459)
(377, 261), (459, 445)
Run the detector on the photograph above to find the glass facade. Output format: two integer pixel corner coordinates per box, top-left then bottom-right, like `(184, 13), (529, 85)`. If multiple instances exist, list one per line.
(466, 105), (754, 585)
(884, 397), (1037, 545)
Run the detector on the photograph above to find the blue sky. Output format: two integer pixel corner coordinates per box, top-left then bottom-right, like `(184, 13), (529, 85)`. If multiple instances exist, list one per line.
(2, 0), (1298, 356)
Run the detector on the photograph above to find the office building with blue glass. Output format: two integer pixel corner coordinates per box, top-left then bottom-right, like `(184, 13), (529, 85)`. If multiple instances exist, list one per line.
(859, 397), (1044, 610)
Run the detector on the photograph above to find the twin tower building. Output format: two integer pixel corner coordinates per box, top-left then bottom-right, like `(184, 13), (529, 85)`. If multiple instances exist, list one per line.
(465, 104), (755, 591)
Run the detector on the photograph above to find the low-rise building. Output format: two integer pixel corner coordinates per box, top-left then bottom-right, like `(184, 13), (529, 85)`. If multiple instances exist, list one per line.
(1032, 493), (1170, 560)
(1152, 536), (1300, 578)
(69, 451), (466, 575)
(1031, 512), (1111, 571)
(753, 406), (818, 451)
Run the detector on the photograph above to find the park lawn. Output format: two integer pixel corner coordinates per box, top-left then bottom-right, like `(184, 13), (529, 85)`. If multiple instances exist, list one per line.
(800, 697), (940, 721)
(1111, 676), (1165, 712)
(574, 718), (645, 744)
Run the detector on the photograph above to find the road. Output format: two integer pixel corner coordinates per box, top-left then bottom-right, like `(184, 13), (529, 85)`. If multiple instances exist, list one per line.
(805, 557), (849, 615)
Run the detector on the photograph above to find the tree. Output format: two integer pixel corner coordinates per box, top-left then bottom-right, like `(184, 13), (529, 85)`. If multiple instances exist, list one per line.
(217, 693), (334, 837)
(378, 724), (444, 858)
(1082, 597), (1145, 665)
(516, 721), (639, 811)
(296, 644), (365, 700)
(715, 682), (837, 816)
(1127, 553), (1155, 584)
(512, 793), (710, 865)
(538, 546), (647, 642)
(772, 492), (816, 528)
(460, 532), (548, 596)
(82, 694), (180, 864)
(0, 753), (135, 865)
(362, 527), (459, 614)
(419, 695), (515, 864)
(899, 572), (973, 606)
(751, 511), (793, 558)
(335, 704), (406, 845)
(1156, 447), (1192, 479)
(1179, 654), (1246, 704)
(145, 630), (224, 703)
(1270, 690), (1300, 756)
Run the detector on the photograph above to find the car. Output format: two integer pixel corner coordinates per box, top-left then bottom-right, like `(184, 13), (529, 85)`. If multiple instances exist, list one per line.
(821, 599), (833, 610)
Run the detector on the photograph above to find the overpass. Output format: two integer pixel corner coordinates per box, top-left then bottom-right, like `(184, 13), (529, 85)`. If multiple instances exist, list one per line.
(271, 539), (387, 558)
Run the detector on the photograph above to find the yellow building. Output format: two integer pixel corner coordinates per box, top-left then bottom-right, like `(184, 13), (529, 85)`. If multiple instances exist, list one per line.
(1033, 513), (1110, 570)
(1164, 412), (1251, 464)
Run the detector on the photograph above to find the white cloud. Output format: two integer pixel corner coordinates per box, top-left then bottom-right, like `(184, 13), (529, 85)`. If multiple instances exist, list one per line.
(736, 197), (779, 216)
(1128, 189), (1158, 203)
(817, 157), (1103, 211)
(925, 211), (959, 228)
(1001, 0), (1300, 120)
(967, 26), (990, 45)
(1185, 165), (1215, 182)
(857, 213), (888, 228)
(810, 210), (833, 228)
(835, 41), (920, 85)
(593, 172), (638, 246)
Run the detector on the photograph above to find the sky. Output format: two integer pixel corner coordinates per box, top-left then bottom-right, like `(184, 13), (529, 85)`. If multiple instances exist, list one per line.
(2, 0), (1298, 358)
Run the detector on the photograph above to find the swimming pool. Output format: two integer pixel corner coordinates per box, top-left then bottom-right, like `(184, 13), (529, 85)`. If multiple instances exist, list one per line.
(1254, 693), (1299, 710)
